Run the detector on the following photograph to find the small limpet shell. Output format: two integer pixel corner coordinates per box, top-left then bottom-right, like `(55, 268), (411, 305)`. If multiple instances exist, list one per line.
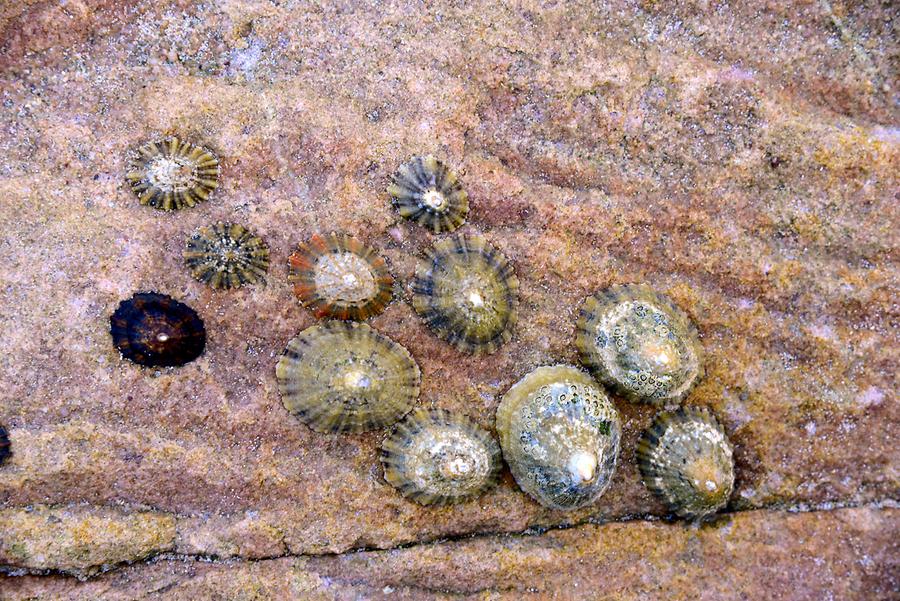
(125, 137), (219, 211)
(0, 424), (10, 466)
(381, 409), (502, 505)
(412, 234), (518, 355)
(636, 407), (734, 519)
(110, 292), (206, 367)
(289, 234), (394, 321)
(184, 222), (270, 290)
(388, 155), (469, 233)
(576, 284), (704, 406)
(276, 321), (420, 433)
(496, 365), (622, 511)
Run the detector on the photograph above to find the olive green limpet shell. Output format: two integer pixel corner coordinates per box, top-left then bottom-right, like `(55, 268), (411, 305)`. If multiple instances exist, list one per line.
(576, 284), (704, 406)
(388, 155), (468, 233)
(636, 407), (734, 519)
(496, 365), (622, 511)
(275, 321), (421, 433)
(381, 409), (502, 505)
(184, 222), (270, 290)
(412, 234), (518, 355)
(125, 137), (219, 211)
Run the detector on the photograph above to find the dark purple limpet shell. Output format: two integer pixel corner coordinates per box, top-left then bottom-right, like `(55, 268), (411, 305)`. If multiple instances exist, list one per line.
(110, 292), (206, 367)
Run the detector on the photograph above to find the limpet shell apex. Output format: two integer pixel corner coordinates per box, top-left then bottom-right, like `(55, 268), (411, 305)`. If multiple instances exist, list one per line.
(636, 407), (734, 519)
(184, 222), (270, 290)
(276, 321), (420, 433)
(496, 365), (622, 511)
(576, 284), (704, 406)
(125, 137), (219, 211)
(388, 155), (469, 233)
(381, 409), (502, 505)
(110, 292), (206, 368)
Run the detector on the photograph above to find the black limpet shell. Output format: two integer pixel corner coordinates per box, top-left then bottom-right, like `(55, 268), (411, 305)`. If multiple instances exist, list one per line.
(412, 233), (518, 355)
(381, 409), (502, 506)
(125, 137), (219, 211)
(0, 425), (10, 467)
(636, 407), (734, 520)
(184, 222), (270, 290)
(388, 155), (469, 233)
(110, 292), (206, 367)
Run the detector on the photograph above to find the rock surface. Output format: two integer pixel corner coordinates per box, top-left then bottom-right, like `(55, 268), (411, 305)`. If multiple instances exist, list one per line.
(0, 0), (897, 597)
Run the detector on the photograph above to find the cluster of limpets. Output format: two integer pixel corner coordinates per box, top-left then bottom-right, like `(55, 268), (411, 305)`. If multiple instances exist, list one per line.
(107, 140), (734, 519)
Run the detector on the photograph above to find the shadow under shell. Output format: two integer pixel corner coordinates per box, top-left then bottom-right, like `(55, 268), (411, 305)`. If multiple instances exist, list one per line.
(0, 424), (9, 466)
(110, 292), (207, 367)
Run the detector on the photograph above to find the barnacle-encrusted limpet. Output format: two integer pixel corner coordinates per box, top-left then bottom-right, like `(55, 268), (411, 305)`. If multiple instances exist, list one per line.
(381, 409), (502, 505)
(289, 234), (394, 321)
(276, 321), (420, 433)
(125, 137), (219, 211)
(388, 155), (468, 233)
(110, 292), (206, 367)
(637, 407), (734, 519)
(496, 365), (622, 511)
(576, 284), (704, 406)
(412, 233), (518, 355)
(0, 424), (10, 466)
(184, 222), (270, 290)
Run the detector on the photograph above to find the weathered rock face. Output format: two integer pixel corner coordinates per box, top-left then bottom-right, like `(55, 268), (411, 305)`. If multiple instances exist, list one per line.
(0, 0), (896, 597)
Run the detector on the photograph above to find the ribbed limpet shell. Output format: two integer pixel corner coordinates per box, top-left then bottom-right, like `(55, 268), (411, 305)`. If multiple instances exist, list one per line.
(0, 424), (9, 467)
(576, 284), (704, 406)
(636, 407), (734, 519)
(276, 321), (420, 433)
(388, 155), (469, 233)
(496, 365), (622, 511)
(125, 137), (219, 211)
(110, 292), (206, 367)
(412, 234), (518, 355)
(184, 222), (270, 289)
(381, 409), (502, 505)
(289, 234), (394, 321)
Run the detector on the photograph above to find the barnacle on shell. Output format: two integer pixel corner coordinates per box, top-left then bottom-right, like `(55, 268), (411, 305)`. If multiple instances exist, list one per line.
(125, 137), (219, 211)
(636, 407), (734, 519)
(381, 409), (502, 505)
(576, 284), (704, 406)
(496, 365), (622, 511)
(184, 222), (270, 290)
(388, 155), (469, 233)
(275, 321), (420, 433)
(110, 292), (206, 367)
(412, 233), (518, 355)
(0, 424), (10, 467)
(289, 234), (394, 321)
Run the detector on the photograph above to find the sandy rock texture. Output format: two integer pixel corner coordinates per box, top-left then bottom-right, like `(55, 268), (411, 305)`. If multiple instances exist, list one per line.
(0, 0), (897, 598)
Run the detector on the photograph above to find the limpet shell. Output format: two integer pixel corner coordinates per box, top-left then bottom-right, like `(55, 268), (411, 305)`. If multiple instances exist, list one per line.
(0, 424), (9, 466)
(125, 137), (219, 211)
(381, 409), (502, 505)
(412, 233), (518, 355)
(276, 321), (420, 433)
(636, 407), (734, 519)
(576, 284), (704, 406)
(496, 365), (622, 511)
(110, 292), (206, 368)
(289, 233), (394, 321)
(388, 155), (469, 233)
(184, 222), (270, 290)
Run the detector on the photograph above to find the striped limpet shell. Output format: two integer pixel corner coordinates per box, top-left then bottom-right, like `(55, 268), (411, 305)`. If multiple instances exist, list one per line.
(412, 233), (518, 355)
(184, 222), (270, 290)
(0, 424), (9, 467)
(110, 293), (206, 367)
(125, 137), (219, 211)
(275, 321), (420, 433)
(576, 284), (704, 406)
(496, 365), (622, 511)
(637, 407), (734, 519)
(381, 409), (502, 505)
(289, 234), (394, 321)
(388, 155), (468, 233)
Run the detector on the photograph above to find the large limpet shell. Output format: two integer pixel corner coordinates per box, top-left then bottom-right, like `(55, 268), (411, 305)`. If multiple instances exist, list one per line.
(576, 284), (704, 406)
(125, 137), (219, 211)
(636, 407), (734, 519)
(184, 222), (270, 290)
(412, 233), (518, 355)
(110, 292), (206, 367)
(388, 155), (469, 233)
(381, 409), (502, 505)
(496, 365), (622, 511)
(275, 321), (420, 433)
(0, 424), (10, 467)
(289, 234), (394, 321)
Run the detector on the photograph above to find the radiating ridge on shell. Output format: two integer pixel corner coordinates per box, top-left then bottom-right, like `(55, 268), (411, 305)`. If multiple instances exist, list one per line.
(109, 292), (207, 368)
(125, 137), (219, 211)
(388, 155), (469, 233)
(184, 222), (270, 289)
